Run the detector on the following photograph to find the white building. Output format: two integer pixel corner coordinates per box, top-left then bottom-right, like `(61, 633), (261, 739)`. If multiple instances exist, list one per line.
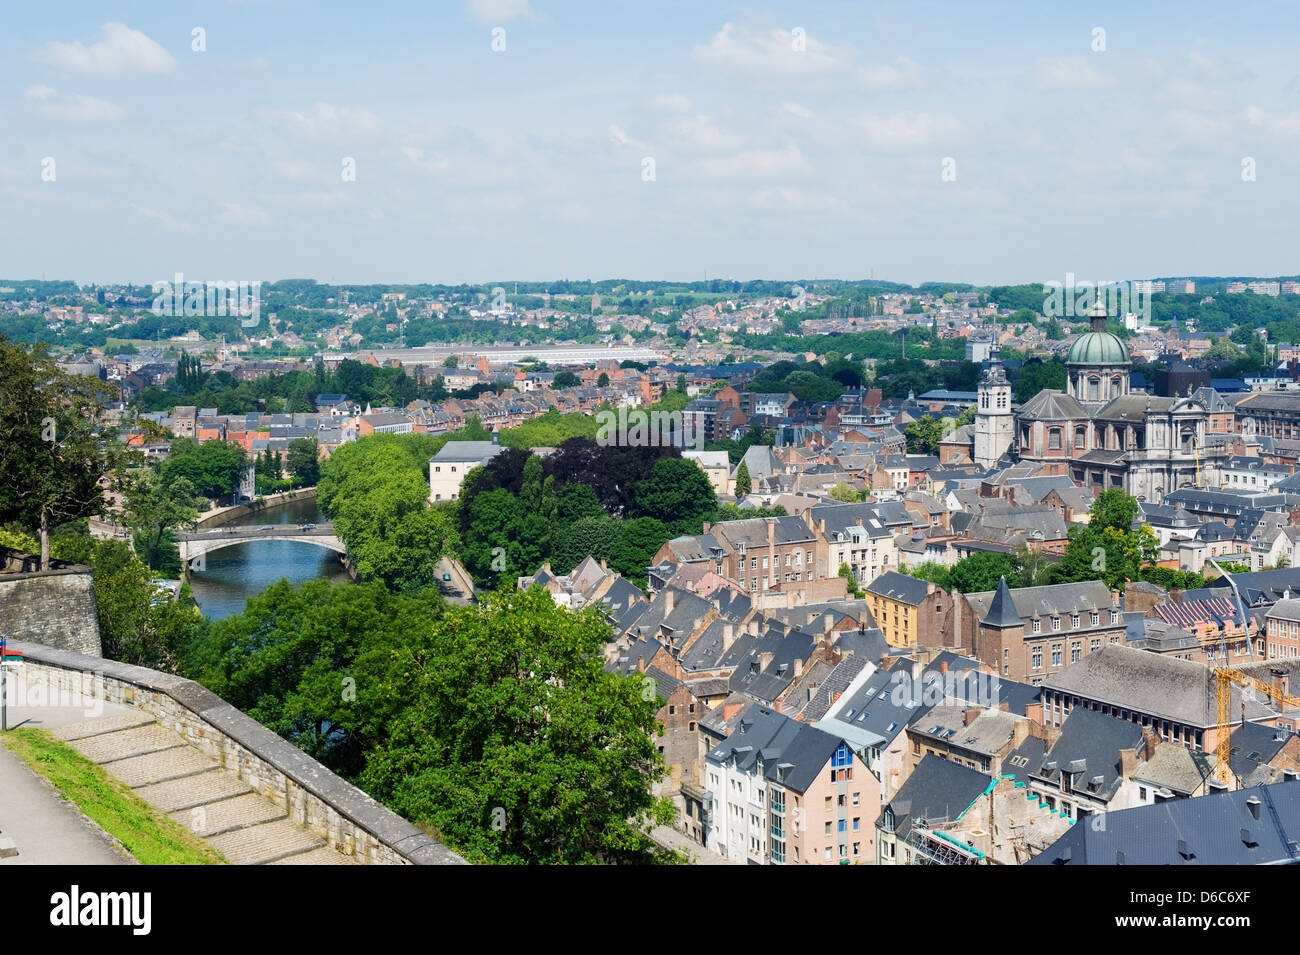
(428, 439), (507, 502)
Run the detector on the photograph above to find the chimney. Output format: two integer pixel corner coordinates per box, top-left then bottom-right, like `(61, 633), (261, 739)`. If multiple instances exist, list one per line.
(722, 623), (736, 651)
(636, 657), (646, 674)
(964, 706), (982, 727)
(1141, 727), (1159, 760)
(1246, 796), (1262, 821)
(1272, 667), (1289, 700)
(664, 589), (675, 617)
(758, 651), (774, 671)
(1012, 720), (1030, 746)
(702, 522), (711, 535)
(940, 659), (948, 676)
(1118, 746), (1138, 776)
(793, 658), (804, 679)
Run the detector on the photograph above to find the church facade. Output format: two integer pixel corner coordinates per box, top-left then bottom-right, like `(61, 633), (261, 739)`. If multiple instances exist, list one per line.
(953, 300), (1224, 503)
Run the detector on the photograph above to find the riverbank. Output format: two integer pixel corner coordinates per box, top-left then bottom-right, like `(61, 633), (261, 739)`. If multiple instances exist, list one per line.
(194, 487), (318, 529)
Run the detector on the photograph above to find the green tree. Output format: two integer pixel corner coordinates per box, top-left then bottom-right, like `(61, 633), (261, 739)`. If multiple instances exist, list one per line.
(188, 581), (677, 863)
(1056, 488), (1159, 589)
(904, 415), (947, 455)
(734, 461), (752, 497)
(0, 337), (121, 567)
(632, 457), (717, 533)
(838, 563), (862, 597)
(121, 471), (202, 571)
(286, 437), (321, 486)
(946, 552), (1024, 592)
(552, 370), (580, 389)
(161, 438), (247, 501)
(828, 482), (858, 502)
(597, 372), (610, 388)
(675, 372), (687, 394)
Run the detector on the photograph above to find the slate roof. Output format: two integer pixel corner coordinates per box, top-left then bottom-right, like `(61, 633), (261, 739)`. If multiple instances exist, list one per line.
(965, 580), (1116, 624)
(707, 703), (847, 794)
(983, 576), (1022, 627)
(1043, 644), (1275, 728)
(879, 753), (993, 841)
(864, 571), (933, 606)
(1033, 708), (1143, 803)
(1028, 780), (1300, 865)
(1017, 390), (1087, 421)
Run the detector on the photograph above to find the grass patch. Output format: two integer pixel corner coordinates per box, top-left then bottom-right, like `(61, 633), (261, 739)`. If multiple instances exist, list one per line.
(1, 729), (225, 865)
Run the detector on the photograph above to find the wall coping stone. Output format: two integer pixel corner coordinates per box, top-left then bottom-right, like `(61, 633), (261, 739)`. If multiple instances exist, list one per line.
(10, 639), (468, 866)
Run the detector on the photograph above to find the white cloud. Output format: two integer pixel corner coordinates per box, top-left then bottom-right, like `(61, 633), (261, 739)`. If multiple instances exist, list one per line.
(133, 204), (195, 233)
(216, 202), (272, 227)
(39, 23), (176, 76)
(692, 23), (849, 77)
(1243, 105), (1300, 139)
(25, 85), (122, 122)
(465, 0), (536, 22)
(1035, 56), (1116, 90)
(608, 124), (629, 145)
(858, 57), (923, 92)
(856, 112), (958, 150)
(649, 93), (693, 113)
(692, 143), (809, 181)
(667, 114), (742, 152)
(262, 103), (385, 141)
(401, 146), (451, 174)
(779, 101), (815, 121)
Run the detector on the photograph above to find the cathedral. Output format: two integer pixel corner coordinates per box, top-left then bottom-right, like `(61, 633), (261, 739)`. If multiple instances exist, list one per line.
(952, 300), (1223, 503)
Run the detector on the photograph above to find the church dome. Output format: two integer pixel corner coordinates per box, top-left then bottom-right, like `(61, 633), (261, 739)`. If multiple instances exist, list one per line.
(1067, 330), (1129, 365)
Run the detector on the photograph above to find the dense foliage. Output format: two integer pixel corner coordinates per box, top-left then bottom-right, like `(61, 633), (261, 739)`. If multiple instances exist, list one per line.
(183, 580), (679, 864)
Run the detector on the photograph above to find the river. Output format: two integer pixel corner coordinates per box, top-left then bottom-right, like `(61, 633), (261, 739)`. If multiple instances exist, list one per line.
(186, 496), (352, 621)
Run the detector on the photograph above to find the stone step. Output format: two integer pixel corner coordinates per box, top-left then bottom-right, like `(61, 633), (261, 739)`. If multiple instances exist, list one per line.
(53, 712), (155, 742)
(266, 846), (358, 865)
(169, 793), (284, 838)
(206, 818), (324, 865)
(0, 837), (17, 859)
(134, 769), (252, 813)
(110, 747), (219, 788)
(70, 724), (187, 764)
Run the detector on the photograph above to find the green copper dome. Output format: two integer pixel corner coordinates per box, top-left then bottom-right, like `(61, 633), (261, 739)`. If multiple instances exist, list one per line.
(1067, 330), (1129, 365)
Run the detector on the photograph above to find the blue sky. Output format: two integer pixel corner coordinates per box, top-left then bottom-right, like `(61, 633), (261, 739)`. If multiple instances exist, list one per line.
(3, 1), (1299, 287)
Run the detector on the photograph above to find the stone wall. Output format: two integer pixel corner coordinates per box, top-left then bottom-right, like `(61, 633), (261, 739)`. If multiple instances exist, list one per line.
(0, 549), (100, 656)
(10, 640), (467, 866)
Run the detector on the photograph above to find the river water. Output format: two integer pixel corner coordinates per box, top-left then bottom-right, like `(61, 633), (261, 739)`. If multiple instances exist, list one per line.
(186, 496), (352, 621)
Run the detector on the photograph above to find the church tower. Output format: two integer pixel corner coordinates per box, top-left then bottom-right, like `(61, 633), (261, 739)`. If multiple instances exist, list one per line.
(974, 346), (1014, 469)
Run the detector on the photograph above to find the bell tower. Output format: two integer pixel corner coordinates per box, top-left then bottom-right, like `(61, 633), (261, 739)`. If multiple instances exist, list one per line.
(974, 346), (1014, 469)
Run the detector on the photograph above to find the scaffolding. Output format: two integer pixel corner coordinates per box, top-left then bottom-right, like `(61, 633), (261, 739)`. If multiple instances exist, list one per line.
(905, 819), (984, 865)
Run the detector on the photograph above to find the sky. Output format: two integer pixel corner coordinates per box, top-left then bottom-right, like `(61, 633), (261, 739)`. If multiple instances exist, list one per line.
(2, 0), (1300, 288)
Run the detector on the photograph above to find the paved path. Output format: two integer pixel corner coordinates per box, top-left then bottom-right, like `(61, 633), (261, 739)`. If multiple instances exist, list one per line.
(2, 696), (356, 865)
(0, 702), (137, 865)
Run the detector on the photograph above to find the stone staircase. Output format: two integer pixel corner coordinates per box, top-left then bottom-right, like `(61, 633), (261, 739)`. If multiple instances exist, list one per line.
(54, 713), (356, 865)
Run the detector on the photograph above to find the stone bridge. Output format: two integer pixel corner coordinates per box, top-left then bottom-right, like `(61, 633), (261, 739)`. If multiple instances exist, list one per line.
(177, 524), (345, 569)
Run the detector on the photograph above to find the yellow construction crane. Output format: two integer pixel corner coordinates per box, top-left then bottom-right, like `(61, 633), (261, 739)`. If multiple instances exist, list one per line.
(1214, 667), (1300, 784)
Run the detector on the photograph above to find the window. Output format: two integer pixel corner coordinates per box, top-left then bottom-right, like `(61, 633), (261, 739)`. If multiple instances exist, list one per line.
(825, 847), (833, 862)
(825, 797), (832, 810)
(1091, 612), (1099, 626)
(1032, 618), (1041, 634)
(851, 792), (860, 806)
(689, 722), (696, 731)
(1071, 641), (1081, 663)
(1051, 645), (1062, 666)
(838, 819), (847, 833)
(825, 822), (832, 836)
(852, 817), (860, 831)
(1090, 639), (1100, 652)
(1049, 429), (1062, 450)
(1032, 646), (1042, 670)
(1052, 617), (1061, 631)
(1071, 614), (1079, 628)
(668, 705), (675, 715)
